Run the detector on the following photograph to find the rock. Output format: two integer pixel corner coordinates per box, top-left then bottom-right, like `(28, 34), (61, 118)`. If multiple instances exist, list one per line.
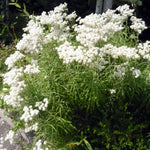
(0, 109), (32, 150)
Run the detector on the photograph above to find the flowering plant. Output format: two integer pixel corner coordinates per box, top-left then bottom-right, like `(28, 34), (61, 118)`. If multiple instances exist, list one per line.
(1, 3), (150, 150)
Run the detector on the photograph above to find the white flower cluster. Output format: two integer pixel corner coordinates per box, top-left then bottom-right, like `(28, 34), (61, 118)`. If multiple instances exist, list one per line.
(113, 64), (126, 78)
(56, 41), (99, 65)
(35, 98), (49, 111)
(5, 130), (15, 144)
(25, 122), (38, 133)
(16, 19), (44, 54)
(74, 12), (123, 47)
(24, 61), (40, 75)
(33, 139), (49, 150)
(117, 4), (147, 34)
(1, 67), (25, 107)
(74, 4), (135, 47)
(41, 3), (77, 44)
(16, 3), (77, 54)
(130, 67), (141, 78)
(1, 61), (40, 107)
(99, 44), (140, 59)
(110, 89), (116, 94)
(2, 67), (23, 86)
(55, 4), (146, 74)
(56, 42), (141, 72)
(20, 106), (39, 123)
(5, 51), (25, 70)
(116, 4), (134, 19)
(138, 41), (150, 61)
(21, 98), (48, 131)
(130, 16), (147, 34)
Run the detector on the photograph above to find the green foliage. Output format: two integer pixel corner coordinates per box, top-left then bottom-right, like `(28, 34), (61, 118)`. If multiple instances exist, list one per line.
(9, 0), (21, 9)
(0, 0), (29, 44)
(9, 0), (30, 17)
(0, 13), (15, 43)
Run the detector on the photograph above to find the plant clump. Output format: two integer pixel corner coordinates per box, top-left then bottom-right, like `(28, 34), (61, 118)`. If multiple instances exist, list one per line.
(0, 3), (150, 150)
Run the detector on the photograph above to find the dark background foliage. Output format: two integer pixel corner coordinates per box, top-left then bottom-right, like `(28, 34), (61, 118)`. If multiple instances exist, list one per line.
(1, 0), (150, 44)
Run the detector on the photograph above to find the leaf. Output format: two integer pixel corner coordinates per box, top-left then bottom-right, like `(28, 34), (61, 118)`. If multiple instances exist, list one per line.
(83, 139), (93, 150)
(113, 130), (122, 135)
(15, 3), (21, 8)
(9, 3), (21, 9)
(23, 3), (30, 17)
(0, 26), (6, 36)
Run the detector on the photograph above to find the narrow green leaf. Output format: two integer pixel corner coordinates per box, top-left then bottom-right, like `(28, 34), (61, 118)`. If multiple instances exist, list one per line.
(23, 3), (30, 17)
(9, 3), (21, 9)
(83, 139), (93, 150)
(15, 3), (21, 9)
(0, 26), (6, 35)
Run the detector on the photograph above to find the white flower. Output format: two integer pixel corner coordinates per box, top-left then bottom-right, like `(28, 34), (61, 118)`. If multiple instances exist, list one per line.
(43, 141), (47, 145)
(1, 81), (25, 107)
(33, 140), (42, 150)
(110, 89), (116, 94)
(24, 64), (40, 75)
(5, 51), (25, 69)
(2, 67), (23, 86)
(130, 16), (147, 34)
(138, 41), (150, 61)
(31, 59), (38, 65)
(16, 20), (44, 53)
(66, 11), (77, 20)
(25, 122), (38, 133)
(33, 139), (49, 150)
(113, 65), (126, 78)
(5, 130), (15, 144)
(30, 108), (39, 117)
(116, 4), (134, 18)
(130, 67), (141, 78)
(20, 106), (32, 122)
(35, 98), (49, 111)
(1, 67), (25, 107)
(53, 2), (67, 13)
(99, 44), (140, 60)
(38, 11), (50, 25)
(20, 106), (39, 122)
(75, 11), (124, 47)
(56, 41), (101, 66)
